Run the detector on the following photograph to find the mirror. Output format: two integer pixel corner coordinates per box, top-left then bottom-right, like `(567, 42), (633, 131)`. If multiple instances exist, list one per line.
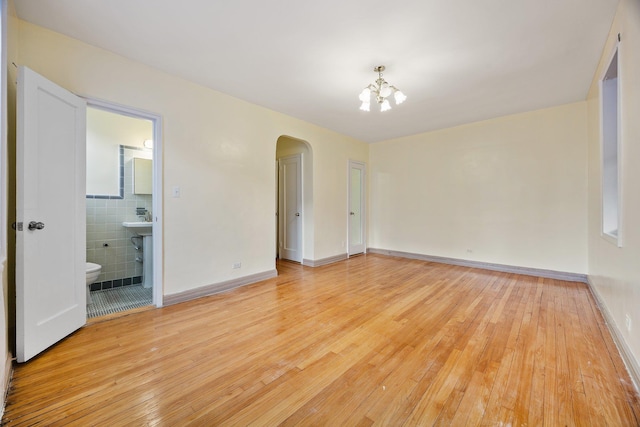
(133, 158), (153, 194)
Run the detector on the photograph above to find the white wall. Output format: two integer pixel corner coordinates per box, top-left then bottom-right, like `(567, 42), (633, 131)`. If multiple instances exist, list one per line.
(369, 102), (588, 274)
(15, 19), (368, 297)
(587, 0), (640, 376)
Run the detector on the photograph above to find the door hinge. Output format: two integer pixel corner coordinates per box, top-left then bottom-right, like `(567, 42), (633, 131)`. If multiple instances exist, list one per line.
(12, 222), (23, 231)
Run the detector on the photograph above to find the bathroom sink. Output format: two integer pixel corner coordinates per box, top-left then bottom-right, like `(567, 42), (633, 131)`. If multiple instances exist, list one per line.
(122, 222), (154, 289)
(122, 221), (153, 236)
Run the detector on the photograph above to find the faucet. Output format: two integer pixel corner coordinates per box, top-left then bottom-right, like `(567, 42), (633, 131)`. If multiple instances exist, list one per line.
(136, 207), (152, 222)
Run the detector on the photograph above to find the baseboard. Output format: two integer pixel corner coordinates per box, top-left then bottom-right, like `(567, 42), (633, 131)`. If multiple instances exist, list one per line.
(367, 248), (588, 283)
(302, 253), (348, 267)
(0, 352), (12, 420)
(587, 277), (640, 393)
(163, 269), (278, 306)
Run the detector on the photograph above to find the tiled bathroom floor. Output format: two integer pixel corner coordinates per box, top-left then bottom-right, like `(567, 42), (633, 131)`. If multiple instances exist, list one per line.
(87, 285), (152, 318)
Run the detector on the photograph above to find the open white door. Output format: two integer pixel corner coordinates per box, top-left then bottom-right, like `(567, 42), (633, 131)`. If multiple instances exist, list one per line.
(348, 160), (366, 255)
(16, 66), (87, 362)
(278, 154), (302, 262)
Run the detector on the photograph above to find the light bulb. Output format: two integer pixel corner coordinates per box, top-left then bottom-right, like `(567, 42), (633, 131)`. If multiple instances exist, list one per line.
(359, 88), (371, 102)
(394, 90), (407, 104)
(359, 101), (370, 112)
(380, 99), (391, 112)
(379, 83), (392, 98)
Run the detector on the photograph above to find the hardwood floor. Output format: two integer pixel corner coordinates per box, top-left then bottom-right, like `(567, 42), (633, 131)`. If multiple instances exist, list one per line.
(3, 254), (639, 425)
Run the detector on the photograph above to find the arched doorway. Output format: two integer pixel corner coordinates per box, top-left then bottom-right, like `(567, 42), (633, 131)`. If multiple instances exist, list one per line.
(275, 136), (313, 264)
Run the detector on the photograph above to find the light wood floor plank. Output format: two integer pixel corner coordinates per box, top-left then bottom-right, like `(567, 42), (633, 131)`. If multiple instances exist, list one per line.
(3, 254), (639, 426)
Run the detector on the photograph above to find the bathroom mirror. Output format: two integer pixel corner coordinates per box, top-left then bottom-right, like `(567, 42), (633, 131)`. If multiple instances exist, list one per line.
(133, 158), (153, 194)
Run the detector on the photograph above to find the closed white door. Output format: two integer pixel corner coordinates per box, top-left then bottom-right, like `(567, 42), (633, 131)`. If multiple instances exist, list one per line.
(278, 154), (302, 262)
(16, 66), (87, 362)
(348, 161), (366, 255)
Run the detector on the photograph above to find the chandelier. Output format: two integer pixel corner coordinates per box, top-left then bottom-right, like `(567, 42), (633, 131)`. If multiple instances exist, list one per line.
(359, 65), (407, 112)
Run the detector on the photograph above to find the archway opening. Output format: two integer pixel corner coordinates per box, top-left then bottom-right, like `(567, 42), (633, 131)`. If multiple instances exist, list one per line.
(275, 136), (313, 266)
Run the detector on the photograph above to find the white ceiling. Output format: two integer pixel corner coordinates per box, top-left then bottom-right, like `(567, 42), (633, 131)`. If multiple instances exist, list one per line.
(14, 0), (618, 143)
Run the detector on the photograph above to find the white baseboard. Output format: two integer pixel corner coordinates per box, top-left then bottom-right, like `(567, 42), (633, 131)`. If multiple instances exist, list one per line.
(0, 352), (13, 420)
(587, 277), (640, 393)
(367, 248), (588, 283)
(163, 269), (278, 306)
(302, 253), (348, 267)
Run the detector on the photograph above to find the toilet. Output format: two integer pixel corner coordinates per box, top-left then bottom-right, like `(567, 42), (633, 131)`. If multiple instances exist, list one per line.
(86, 262), (102, 304)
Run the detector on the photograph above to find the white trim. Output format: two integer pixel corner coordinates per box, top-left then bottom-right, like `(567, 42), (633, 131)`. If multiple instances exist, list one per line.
(277, 157), (280, 260)
(278, 153), (303, 263)
(616, 38), (624, 248)
(1, 351), (12, 419)
(300, 153), (305, 261)
(302, 253), (348, 267)
(601, 232), (619, 247)
(367, 248), (588, 283)
(587, 277), (640, 393)
(599, 42), (622, 248)
(163, 269), (278, 306)
(82, 97), (164, 308)
(0, 0), (7, 263)
(0, 3), (9, 408)
(347, 160), (366, 256)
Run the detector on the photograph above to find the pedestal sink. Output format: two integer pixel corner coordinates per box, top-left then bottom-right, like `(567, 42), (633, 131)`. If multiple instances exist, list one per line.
(122, 222), (153, 288)
(122, 221), (153, 236)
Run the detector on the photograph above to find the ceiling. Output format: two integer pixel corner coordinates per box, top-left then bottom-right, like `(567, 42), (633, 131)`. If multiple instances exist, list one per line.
(14, 0), (619, 143)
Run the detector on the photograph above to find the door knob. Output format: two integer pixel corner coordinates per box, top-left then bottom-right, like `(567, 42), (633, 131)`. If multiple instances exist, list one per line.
(28, 221), (45, 231)
(350, 212), (355, 216)
(295, 212), (300, 217)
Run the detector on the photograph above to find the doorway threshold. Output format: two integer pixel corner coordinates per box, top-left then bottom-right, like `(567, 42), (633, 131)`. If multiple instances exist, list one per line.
(87, 304), (154, 325)
(87, 285), (153, 319)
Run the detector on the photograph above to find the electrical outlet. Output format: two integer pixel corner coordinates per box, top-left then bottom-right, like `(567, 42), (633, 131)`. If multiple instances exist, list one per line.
(466, 248), (473, 254)
(626, 314), (632, 332)
(232, 262), (241, 269)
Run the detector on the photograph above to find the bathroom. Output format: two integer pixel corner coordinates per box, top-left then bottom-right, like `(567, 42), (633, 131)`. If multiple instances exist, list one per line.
(85, 106), (154, 318)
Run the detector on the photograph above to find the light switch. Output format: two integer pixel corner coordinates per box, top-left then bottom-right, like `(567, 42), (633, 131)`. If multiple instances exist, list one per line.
(172, 186), (181, 198)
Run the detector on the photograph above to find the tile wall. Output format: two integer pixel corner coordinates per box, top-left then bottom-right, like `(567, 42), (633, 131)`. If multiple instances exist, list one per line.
(86, 146), (152, 290)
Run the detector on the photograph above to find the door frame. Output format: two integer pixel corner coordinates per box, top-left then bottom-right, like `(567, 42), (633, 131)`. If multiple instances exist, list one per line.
(348, 160), (366, 256)
(277, 153), (303, 262)
(84, 97), (164, 307)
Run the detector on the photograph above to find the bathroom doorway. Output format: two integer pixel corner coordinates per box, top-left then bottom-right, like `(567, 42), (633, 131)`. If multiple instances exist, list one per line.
(85, 100), (163, 317)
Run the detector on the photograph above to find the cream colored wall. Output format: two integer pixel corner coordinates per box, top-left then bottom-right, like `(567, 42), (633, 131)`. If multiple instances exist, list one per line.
(587, 0), (640, 373)
(15, 20), (367, 296)
(369, 102), (588, 274)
